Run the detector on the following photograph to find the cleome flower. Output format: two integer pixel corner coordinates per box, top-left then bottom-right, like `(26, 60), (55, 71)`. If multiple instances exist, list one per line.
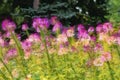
(27, 33), (41, 43)
(50, 16), (59, 25)
(102, 22), (113, 33)
(52, 21), (62, 32)
(93, 57), (104, 66)
(101, 52), (111, 62)
(4, 48), (17, 63)
(66, 27), (75, 37)
(22, 23), (29, 31)
(0, 37), (5, 47)
(96, 24), (103, 33)
(1, 19), (16, 32)
(57, 33), (68, 44)
(32, 17), (50, 32)
(88, 26), (94, 34)
(21, 40), (32, 59)
(77, 24), (85, 31)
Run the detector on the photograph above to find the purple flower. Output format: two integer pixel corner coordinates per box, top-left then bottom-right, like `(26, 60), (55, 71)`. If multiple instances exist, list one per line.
(101, 52), (111, 61)
(0, 37), (5, 47)
(83, 45), (91, 52)
(93, 58), (104, 66)
(94, 43), (103, 52)
(5, 48), (17, 60)
(42, 18), (50, 28)
(21, 40), (32, 59)
(88, 26), (94, 33)
(66, 27), (74, 37)
(102, 22), (113, 33)
(57, 33), (68, 43)
(32, 17), (50, 31)
(27, 33), (40, 42)
(1, 19), (16, 32)
(96, 24), (103, 33)
(22, 23), (28, 31)
(77, 29), (90, 39)
(77, 24), (85, 31)
(17, 34), (21, 41)
(52, 22), (62, 32)
(50, 16), (58, 25)
(90, 36), (96, 42)
(4, 48), (17, 63)
(3, 32), (11, 38)
(33, 17), (41, 27)
(21, 40), (32, 51)
(0, 36), (9, 47)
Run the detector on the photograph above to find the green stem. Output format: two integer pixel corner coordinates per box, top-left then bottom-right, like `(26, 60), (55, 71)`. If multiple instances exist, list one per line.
(11, 32), (28, 76)
(0, 69), (8, 80)
(115, 45), (120, 58)
(26, 30), (29, 37)
(107, 62), (115, 80)
(0, 46), (3, 57)
(70, 63), (76, 73)
(40, 29), (51, 68)
(14, 58), (26, 74)
(0, 58), (13, 79)
(94, 67), (99, 80)
(0, 43), (12, 79)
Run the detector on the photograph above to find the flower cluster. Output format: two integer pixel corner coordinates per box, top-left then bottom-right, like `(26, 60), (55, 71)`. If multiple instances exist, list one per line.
(0, 17), (119, 67)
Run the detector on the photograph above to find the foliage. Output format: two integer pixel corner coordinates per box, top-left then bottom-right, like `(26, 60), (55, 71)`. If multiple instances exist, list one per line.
(20, 0), (108, 26)
(106, 0), (120, 27)
(0, 0), (109, 32)
(0, 0), (13, 20)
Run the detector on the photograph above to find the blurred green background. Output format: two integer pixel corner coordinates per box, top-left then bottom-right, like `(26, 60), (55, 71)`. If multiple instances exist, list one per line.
(0, 0), (120, 27)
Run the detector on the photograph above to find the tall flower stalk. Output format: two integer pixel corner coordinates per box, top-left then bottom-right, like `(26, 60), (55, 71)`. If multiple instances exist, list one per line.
(40, 29), (51, 68)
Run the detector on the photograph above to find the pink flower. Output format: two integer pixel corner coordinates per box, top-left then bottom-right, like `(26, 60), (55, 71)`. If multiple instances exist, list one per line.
(94, 43), (103, 52)
(22, 23), (28, 31)
(52, 22), (62, 32)
(0, 37), (9, 47)
(93, 58), (104, 66)
(4, 48), (17, 63)
(96, 24), (103, 33)
(90, 36), (96, 42)
(1, 19), (16, 32)
(98, 33), (108, 41)
(86, 59), (94, 67)
(88, 26), (94, 33)
(102, 22), (113, 33)
(50, 16), (58, 25)
(57, 33), (68, 43)
(3, 32), (11, 38)
(117, 37), (120, 45)
(83, 45), (92, 52)
(58, 45), (68, 55)
(5, 48), (17, 58)
(62, 27), (74, 37)
(32, 17), (50, 31)
(0, 37), (5, 47)
(112, 30), (120, 45)
(101, 52), (111, 61)
(27, 33), (41, 42)
(32, 17), (42, 29)
(77, 24), (85, 31)
(77, 29), (90, 39)
(66, 27), (74, 37)
(107, 36), (116, 45)
(42, 18), (50, 28)
(21, 40), (32, 51)
(21, 40), (32, 59)
(17, 34), (21, 41)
